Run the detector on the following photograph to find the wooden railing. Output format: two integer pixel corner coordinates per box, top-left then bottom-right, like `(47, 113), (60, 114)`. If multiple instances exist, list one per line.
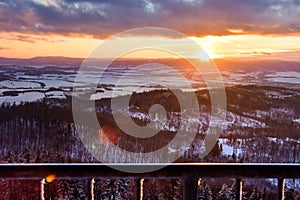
(1, 163), (300, 200)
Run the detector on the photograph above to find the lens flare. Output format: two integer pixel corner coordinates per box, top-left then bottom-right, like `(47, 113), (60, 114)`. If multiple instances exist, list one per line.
(45, 174), (56, 183)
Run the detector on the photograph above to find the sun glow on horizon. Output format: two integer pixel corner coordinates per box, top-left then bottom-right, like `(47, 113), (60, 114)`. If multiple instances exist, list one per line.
(0, 32), (300, 61)
(192, 35), (300, 61)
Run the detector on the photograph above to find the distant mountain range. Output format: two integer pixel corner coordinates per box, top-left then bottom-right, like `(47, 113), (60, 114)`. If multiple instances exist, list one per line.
(0, 56), (83, 66)
(214, 58), (300, 72)
(0, 56), (299, 72)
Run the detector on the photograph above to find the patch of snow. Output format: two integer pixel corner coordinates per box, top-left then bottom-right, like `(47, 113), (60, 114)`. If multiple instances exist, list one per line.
(265, 71), (300, 84)
(221, 143), (234, 156)
(46, 91), (66, 99)
(0, 80), (41, 89)
(130, 111), (150, 121)
(39, 79), (75, 88)
(293, 119), (300, 124)
(0, 92), (45, 105)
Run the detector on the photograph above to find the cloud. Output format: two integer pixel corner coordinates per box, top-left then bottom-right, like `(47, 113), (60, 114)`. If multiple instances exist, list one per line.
(0, 0), (300, 38)
(0, 32), (65, 43)
(0, 46), (9, 50)
(238, 51), (272, 56)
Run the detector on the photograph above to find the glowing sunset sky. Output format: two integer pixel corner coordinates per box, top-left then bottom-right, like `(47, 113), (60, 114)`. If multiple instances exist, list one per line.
(0, 0), (300, 60)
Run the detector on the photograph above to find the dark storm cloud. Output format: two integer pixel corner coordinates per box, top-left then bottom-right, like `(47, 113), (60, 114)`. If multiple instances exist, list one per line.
(0, 0), (299, 38)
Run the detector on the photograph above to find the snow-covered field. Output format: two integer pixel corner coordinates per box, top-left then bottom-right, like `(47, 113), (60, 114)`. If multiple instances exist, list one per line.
(0, 91), (45, 105)
(266, 71), (300, 84)
(0, 80), (41, 89)
(0, 63), (299, 105)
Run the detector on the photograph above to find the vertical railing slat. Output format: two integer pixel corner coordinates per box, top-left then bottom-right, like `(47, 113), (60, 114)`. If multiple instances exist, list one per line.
(91, 178), (95, 200)
(235, 179), (242, 200)
(137, 178), (143, 200)
(40, 179), (45, 200)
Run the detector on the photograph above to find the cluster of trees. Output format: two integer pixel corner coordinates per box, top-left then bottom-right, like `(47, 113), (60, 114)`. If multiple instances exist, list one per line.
(0, 180), (40, 200)
(139, 179), (182, 200)
(0, 84), (300, 198)
(198, 179), (280, 200)
(0, 101), (94, 163)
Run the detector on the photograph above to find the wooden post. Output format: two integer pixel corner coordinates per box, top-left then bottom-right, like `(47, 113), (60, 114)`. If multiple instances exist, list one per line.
(277, 178), (285, 200)
(184, 175), (198, 200)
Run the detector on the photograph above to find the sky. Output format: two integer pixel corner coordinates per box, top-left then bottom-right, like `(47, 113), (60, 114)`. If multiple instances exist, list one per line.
(0, 0), (300, 60)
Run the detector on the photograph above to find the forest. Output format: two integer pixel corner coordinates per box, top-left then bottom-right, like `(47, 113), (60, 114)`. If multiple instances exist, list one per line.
(0, 85), (299, 199)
